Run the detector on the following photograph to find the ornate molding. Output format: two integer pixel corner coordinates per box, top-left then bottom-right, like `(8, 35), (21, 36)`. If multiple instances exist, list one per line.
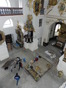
(48, 0), (57, 8)
(46, 14), (66, 20)
(58, 0), (66, 15)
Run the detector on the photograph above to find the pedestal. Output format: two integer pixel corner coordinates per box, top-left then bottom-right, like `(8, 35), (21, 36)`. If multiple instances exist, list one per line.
(0, 42), (9, 61)
(24, 38), (38, 51)
(59, 82), (66, 88)
(57, 54), (66, 76)
(16, 40), (23, 47)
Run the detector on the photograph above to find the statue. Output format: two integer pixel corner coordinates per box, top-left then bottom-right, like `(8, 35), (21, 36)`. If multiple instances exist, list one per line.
(16, 21), (24, 47)
(24, 15), (35, 43)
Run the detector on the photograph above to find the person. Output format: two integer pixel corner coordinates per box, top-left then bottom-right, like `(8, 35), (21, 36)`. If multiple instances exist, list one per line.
(23, 57), (26, 63)
(16, 57), (21, 64)
(14, 73), (20, 85)
(34, 56), (39, 62)
(18, 60), (23, 70)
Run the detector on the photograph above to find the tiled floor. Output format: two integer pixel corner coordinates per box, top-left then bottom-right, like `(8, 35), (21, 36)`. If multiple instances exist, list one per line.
(0, 44), (65, 88)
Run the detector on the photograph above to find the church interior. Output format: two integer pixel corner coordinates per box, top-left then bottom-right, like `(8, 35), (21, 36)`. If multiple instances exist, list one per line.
(0, 0), (66, 88)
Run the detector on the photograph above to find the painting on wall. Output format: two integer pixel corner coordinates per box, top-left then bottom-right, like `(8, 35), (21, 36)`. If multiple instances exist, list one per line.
(33, 0), (41, 16)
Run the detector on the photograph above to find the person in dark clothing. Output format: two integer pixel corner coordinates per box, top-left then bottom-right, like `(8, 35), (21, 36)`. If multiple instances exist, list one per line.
(18, 60), (23, 70)
(14, 73), (20, 85)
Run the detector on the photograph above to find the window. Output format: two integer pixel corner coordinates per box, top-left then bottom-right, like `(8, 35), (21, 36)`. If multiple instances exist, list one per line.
(39, 19), (42, 27)
(40, 0), (44, 15)
(55, 24), (61, 36)
(41, 0), (44, 9)
(19, 0), (23, 8)
(3, 19), (13, 28)
(0, 0), (11, 7)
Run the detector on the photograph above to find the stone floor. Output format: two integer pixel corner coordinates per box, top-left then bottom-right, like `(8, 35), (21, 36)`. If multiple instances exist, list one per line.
(0, 44), (66, 88)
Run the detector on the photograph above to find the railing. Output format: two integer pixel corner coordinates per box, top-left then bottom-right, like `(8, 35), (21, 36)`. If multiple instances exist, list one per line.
(0, 7), (23, 16)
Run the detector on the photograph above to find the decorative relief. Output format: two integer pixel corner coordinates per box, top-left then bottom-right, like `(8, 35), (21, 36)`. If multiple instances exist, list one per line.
(49, 0), (57, 6)
(58, 0), (66, 15)
(48, 0), (57, 8)
(58, 2), (65, 15)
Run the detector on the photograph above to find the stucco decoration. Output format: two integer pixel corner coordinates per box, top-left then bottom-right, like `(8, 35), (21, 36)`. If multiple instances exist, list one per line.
(49, 0), (57, 5)
(58, 0), (66, 15)
(48, 0), (57, 8)
(33, 0), (41, 16)
(0, 31), (5, 45)
(58, 2), (65, 15)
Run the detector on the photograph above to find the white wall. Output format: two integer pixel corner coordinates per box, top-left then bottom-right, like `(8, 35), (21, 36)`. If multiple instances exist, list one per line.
(9, 0), (19, 7)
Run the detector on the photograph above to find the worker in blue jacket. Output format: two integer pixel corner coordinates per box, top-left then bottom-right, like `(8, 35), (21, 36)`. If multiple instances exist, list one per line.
(14, 73), (20, 85)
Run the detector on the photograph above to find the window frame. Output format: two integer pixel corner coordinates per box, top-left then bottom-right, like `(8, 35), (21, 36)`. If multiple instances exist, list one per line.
(3, 19), (13, 28)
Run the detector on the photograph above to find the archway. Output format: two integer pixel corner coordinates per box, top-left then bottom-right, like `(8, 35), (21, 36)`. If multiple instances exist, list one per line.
(49, 21), (66, 49)
(49, 22), (66, 40)
(49, 21), (63, 41)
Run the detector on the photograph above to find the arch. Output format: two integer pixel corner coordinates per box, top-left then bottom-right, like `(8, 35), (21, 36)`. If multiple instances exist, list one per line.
(3, 19), (13, 28)
(49, 21), (62, 40)
(49, 21), (66, 41)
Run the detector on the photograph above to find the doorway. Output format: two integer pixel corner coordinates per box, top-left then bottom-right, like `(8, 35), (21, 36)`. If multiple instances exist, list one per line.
(54, 22), (61, 37)
(5, 34), (12, 51)
(49, 22), (62, 41)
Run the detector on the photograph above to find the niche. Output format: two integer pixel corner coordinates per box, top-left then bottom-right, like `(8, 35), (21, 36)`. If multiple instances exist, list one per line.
(5, 34), (12, 51)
